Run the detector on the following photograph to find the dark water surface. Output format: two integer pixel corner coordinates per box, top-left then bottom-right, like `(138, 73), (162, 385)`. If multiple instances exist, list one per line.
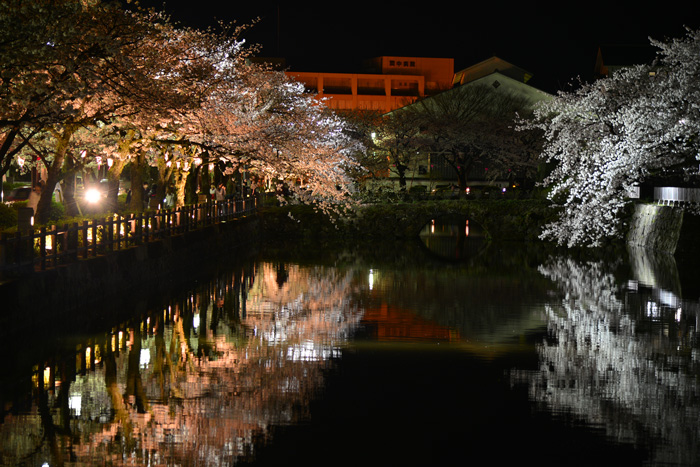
(1, 229), (699, 466)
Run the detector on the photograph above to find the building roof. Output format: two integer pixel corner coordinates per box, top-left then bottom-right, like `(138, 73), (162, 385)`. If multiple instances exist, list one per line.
(453, 56), (533, 86)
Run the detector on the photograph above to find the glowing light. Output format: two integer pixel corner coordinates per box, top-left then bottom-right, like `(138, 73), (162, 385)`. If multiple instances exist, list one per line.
(193, 313), (200, 329)
(139, 349), (150, 368)
(17, 156), (24, 167)
(43, 367), (51, 387)
(368, 269), (374, 291)
(85, 188), (101, 204)
(107, 157), (113, 168)
(69, 394), (82, 416)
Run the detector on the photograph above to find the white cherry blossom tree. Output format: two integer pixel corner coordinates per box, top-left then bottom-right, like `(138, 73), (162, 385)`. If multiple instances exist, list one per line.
(521, 28), (700, 247)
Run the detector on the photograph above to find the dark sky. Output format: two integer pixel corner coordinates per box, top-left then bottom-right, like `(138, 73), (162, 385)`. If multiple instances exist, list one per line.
(133, 1), (698, 93)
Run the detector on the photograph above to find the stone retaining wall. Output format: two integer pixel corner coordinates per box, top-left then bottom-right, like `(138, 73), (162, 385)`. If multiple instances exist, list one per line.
(0, 216), (259, 336)
(627, 204), (684, 254)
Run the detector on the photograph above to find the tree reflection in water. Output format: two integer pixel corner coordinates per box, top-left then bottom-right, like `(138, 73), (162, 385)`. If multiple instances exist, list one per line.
(0, 262), (363, 466)
(512, 252), (700, 466)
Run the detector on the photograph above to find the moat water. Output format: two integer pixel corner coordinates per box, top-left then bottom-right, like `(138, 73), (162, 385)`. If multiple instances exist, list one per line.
(1, 219), (699, 466)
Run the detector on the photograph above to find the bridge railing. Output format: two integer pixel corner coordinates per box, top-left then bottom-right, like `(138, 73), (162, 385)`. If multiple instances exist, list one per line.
(654, 187), (700, 205)
(0, 196), (259, 277)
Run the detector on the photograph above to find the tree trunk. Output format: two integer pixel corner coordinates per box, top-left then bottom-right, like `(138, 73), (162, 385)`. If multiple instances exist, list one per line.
(61, 174), (80, 217)
(395, 162), (407, 191)
(174, 167), (189, 207)
(61, 157), (81, 217)
(105, 157), (126, 213)
(128, 152), (145, 212)
(35, 127), (74, 225)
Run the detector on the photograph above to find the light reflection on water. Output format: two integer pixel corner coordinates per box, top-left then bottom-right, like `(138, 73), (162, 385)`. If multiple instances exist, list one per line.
(0, 242), (698, 465)
(418, 216), (487, 260)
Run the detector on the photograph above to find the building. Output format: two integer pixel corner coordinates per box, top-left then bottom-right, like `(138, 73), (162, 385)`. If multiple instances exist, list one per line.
(376, 57), (552, 192)
(286, 56), (454, 112)
(452, 56), (533, 86)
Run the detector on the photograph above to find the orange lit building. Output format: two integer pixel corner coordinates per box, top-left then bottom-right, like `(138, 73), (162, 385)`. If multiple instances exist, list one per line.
(286, 56), (454, 112)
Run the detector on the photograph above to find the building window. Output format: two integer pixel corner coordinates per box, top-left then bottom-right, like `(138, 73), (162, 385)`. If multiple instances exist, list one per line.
(390, 60), (395, 66)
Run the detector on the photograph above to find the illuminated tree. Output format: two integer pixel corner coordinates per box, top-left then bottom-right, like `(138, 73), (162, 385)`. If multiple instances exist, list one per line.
(183, 64), (360, 212)
(520, 28), (700, 247)
(2, 0), (359, 222)
(0, 0), (211, 221)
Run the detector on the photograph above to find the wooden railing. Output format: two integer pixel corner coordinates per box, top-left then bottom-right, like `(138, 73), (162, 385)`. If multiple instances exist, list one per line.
(0, 196), (259, 277)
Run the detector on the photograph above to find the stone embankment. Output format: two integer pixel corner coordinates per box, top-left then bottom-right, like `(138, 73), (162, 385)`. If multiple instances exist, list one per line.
(626, 203), (700, 255)
(0, 216), (259, 335)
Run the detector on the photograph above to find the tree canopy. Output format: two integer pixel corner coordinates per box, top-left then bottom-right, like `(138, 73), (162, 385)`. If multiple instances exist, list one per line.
(1, 0), (359, 223)
(520, 28), (700, 247)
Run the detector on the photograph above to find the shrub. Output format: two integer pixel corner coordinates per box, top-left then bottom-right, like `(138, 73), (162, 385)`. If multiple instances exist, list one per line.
(0, 203), (17, 230)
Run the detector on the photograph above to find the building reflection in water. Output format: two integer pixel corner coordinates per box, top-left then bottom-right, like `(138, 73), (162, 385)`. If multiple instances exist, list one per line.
(511, 248), (700, 466)
(0, 262), (363, 466)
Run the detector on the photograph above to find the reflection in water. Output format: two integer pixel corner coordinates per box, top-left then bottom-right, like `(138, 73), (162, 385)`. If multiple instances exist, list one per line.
(513, 252), (700, 466)
(1, 243), (700, 465)
(0, 262), (362, 466)
(419, 217), (486, 260)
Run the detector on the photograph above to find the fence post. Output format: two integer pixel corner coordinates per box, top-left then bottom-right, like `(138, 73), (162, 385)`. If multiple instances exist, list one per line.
(81, 221), (88, 259)
(68, 222), (78, 261)
(134, 213), (142, 245)
(91, 220), (98, 257)
(106, 218), (113, 253)
(39, 226), (47, 271)
(114, 215), (120, 250)
(144, 213), (150, 243)
(0, 233), (6, 275)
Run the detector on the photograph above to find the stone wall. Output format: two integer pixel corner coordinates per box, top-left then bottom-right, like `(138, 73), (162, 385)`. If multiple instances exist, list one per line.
(626, 204), (684, 254)
(0, 216), (259, 336)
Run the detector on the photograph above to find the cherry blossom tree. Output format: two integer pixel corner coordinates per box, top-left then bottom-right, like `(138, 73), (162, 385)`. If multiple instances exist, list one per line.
(0, 0), (208, 221)
(3, 0), (360, 223)
(176, 63), (360, 213)
(520, 28), (700, 247)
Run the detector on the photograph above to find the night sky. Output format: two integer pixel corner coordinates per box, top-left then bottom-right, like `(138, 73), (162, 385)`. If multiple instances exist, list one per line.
(132, 1), (697, 93)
